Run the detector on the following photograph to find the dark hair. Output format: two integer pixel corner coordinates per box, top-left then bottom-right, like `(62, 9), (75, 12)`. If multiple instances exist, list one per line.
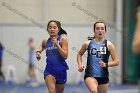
(47, 20), (67, 36)
(93, 21), (106, 32)
(28, 38), (33, 42)
(57, 21), (67, 35)
(88, 36), (94, 40)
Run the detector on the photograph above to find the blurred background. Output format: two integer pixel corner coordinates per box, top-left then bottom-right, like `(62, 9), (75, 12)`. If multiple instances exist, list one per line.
(0, 0), (140, 93)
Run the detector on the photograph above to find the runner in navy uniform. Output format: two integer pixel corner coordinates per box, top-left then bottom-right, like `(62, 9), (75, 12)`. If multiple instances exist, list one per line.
(77, 21), (119, 93)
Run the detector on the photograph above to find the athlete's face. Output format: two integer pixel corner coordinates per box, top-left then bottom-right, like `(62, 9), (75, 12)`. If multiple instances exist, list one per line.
(94, 23), (106, 38)
(47, 22), (59, 37)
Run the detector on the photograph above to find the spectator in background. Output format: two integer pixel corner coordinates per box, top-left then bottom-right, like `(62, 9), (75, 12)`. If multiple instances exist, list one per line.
(27, 38), (39, 87)
(0, 42), (5, 82)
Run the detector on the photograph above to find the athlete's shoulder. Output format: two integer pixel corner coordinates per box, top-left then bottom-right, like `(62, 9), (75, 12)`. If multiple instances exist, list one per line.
(82, 40), (91, 49)
(107, 40), (112, 44)
(107, 40), (113, 46)
(42, 37), (48, 47)
(60, 35), (68, 42)
(85, 40), (91, 45)
(61, 34), (67, 39)
(107, 40), (115, 51)
(42, 38), (47, 43)
(61, 34), (67, 37)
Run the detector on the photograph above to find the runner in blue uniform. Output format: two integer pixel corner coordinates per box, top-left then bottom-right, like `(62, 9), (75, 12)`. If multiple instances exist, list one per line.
(77, 21), (119, 93)
(36, 20), (68, 93)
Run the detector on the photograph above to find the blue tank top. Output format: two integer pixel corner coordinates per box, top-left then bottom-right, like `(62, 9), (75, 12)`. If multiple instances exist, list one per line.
(85, 39), (110, 77)
(45, 35), (69, 71)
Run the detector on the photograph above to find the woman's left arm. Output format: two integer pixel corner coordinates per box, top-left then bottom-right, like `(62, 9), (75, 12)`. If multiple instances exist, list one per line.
(107, 41), (119, 67)
(54, 36), (68, 60)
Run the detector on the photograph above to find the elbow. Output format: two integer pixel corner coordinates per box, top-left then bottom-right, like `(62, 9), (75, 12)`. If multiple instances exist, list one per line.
(115, 59), (119, 66)
(77, 52), (82, 57)
(64, 56), (68, 60)
(132, 43), (140, 54)
(63, 54), (68, 60)
(132, 47), (139, 54)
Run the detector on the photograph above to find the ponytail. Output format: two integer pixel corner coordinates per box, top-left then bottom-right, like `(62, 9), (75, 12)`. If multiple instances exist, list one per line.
(58, 27), (67, 36)
(88, 36), (94, 40)
(57, 21), (67, 36)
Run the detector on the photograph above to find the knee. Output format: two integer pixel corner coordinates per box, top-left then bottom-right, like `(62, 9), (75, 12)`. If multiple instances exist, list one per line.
(90, 89), (97, 93)
(48, 89), (55, 93)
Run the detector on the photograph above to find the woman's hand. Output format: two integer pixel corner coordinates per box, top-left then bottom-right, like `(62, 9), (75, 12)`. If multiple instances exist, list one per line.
(52, 37), (58, 46)
(78, 65), (85, 72)
(99, 60), (107, 67)
(36, 51), (41, 61)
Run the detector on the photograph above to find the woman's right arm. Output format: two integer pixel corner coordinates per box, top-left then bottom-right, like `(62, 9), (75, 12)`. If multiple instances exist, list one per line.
(37, 39), (46, 52)
(36, 39), (47, 61)
(77, 41), (90, 72)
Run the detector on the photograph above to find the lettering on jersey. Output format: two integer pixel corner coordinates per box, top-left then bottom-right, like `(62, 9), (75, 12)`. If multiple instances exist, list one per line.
(46, 41), (60, 51)
(90, 48), (101, 58)
(100, 47), (106, 54)
(46, 46), (57, 51)
(90, 47), (106, 58)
